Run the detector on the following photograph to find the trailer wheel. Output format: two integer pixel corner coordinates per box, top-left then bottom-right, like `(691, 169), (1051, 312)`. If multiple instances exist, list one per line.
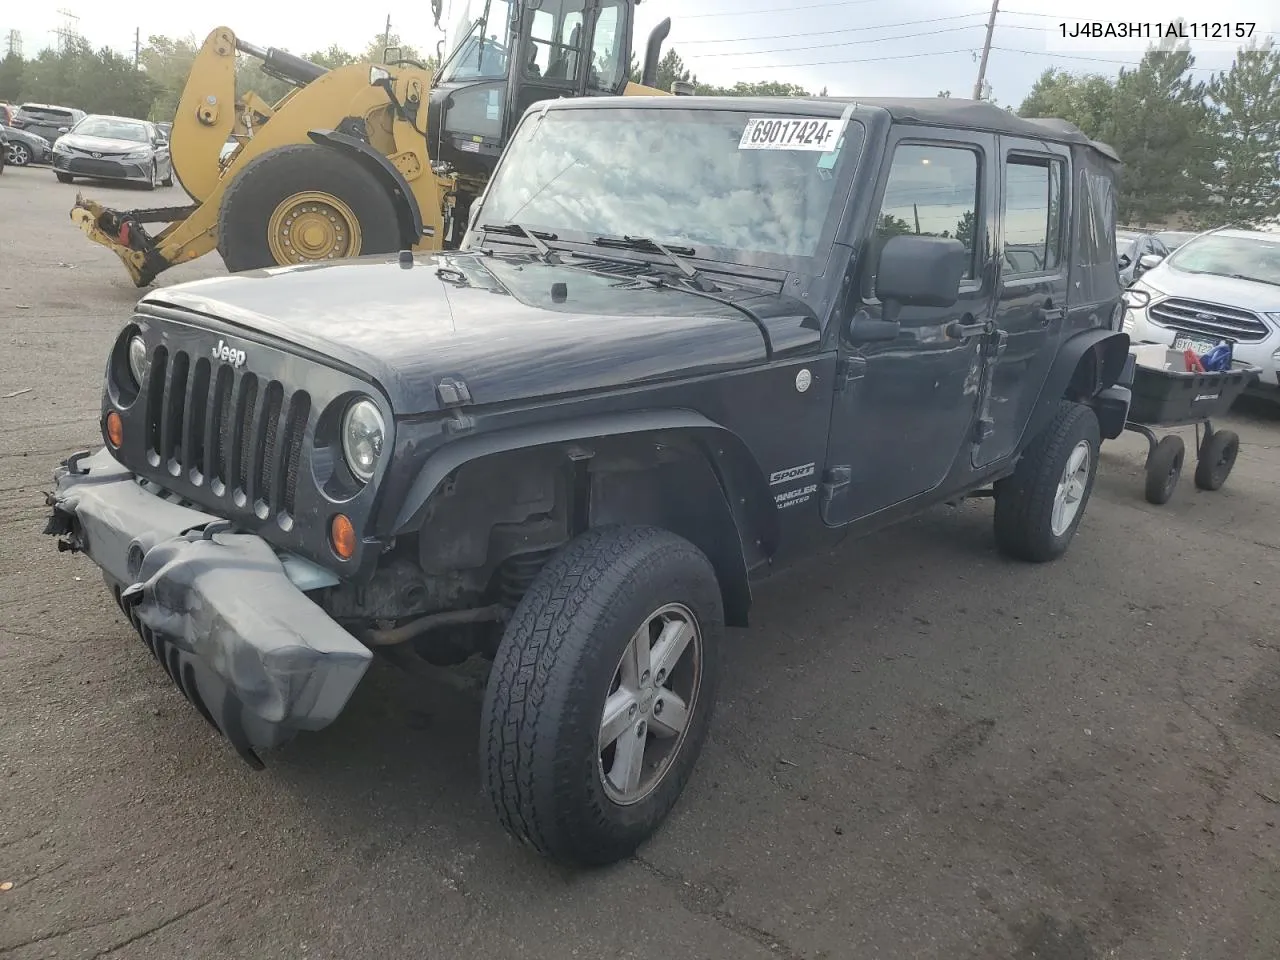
(1144, 435), (1184, 504)
(217, 144), (400, 273)
(1194, 429), (1238, 491)
(481, 525), (723, 866)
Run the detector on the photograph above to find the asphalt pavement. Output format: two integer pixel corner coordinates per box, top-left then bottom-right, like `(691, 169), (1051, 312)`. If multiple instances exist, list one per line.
(2, 163), (1279, 960)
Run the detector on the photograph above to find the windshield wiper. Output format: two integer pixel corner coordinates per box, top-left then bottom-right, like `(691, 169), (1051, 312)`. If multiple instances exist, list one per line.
(481, 222), (562, 264)
(1227, 272), (1280, 288)
(592, 235), (720, 292)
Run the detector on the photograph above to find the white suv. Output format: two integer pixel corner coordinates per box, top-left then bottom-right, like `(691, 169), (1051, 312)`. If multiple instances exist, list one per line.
(1123, 228), (1280, 399)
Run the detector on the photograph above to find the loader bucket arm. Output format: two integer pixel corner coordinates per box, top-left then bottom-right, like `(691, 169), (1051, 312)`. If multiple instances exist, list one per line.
(168, 26), (331, 203)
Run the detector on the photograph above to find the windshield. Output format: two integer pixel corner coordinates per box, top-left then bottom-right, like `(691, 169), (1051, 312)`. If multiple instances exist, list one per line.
(438, 0), (515, 82)
(1166, 233), (1280, 286)
(72, 117), (149, 142)
(479, 108), (862, 261)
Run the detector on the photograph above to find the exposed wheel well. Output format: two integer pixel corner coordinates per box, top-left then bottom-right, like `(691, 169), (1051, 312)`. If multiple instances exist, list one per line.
(409, 431), (766, 628)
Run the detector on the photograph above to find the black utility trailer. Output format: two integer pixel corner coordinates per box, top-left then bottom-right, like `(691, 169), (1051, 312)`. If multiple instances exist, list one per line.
(1124, 353), (1260, 504)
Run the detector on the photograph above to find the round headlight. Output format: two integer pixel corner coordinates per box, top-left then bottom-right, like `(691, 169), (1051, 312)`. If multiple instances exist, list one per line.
(342, 399), (385, 482)
(127, 335), (148, 387)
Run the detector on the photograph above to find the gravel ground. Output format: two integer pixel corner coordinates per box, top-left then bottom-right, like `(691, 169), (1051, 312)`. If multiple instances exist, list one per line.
(2, 163), (1279, 960)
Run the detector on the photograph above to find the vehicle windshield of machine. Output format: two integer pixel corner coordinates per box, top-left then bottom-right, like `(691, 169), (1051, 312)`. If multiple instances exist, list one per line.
(72, 117), (149, 142)
(438, 0), (514, 82)
(1166, 232), (1280, 287)
(478, 106), (863, 260)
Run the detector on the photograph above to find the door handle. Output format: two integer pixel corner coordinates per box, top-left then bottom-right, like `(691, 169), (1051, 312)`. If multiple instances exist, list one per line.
(1039, 300), (1066, 324)
(945, 318), (994, 340)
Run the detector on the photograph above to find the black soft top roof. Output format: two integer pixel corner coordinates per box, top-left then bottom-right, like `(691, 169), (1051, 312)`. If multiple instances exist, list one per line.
(547, 94), (1120, 162)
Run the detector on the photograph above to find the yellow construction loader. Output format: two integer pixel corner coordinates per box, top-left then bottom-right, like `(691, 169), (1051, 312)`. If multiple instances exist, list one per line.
(71, 0), (677, 286)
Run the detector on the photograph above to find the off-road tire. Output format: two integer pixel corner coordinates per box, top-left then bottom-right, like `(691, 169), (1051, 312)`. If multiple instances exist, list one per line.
(216, 144), (399, 273)
(56, 171), (74, 183)
(1194, 429), (1239, 491)
(480, 525), (724, 866)
(994, 400), (1101, 562)
(1144, 435), (1184, 504)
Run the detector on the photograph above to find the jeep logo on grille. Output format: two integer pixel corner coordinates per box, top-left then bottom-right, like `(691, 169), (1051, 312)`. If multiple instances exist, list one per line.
(212, 339), (247, 368)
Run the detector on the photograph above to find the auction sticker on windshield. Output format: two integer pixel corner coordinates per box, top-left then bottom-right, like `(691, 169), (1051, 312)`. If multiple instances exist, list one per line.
(739, 117), (839, 151)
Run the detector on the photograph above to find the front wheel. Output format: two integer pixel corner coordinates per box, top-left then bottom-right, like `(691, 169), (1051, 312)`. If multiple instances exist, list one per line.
(480, 525), (723, 866)
(994, 401), (1101, 562)
(55, 171), (73, 183)
(216, 144), (399, 272)
(1194, 429), (1239, 491)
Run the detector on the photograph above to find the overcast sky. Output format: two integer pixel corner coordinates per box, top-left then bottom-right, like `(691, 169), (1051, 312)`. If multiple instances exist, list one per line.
(3, 0), (1275, 105)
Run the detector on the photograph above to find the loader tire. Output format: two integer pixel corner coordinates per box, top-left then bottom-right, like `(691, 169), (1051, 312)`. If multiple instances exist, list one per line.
(217, 144), (400, 273)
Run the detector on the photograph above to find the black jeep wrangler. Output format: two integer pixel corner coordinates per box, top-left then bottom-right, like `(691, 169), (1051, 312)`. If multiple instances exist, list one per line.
(46, 96), (1132, 866)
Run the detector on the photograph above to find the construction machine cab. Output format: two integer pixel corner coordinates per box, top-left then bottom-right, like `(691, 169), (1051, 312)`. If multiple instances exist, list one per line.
(429, 0), (665, 194)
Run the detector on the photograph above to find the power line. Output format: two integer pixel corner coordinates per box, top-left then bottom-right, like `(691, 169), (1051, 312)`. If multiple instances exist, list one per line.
(680, 12), (991, 45)
(695, 23), (1045, 59)
(991, 46), (1225, 72)
(727, 47), (980, 71)
(683, 0), (892, 19)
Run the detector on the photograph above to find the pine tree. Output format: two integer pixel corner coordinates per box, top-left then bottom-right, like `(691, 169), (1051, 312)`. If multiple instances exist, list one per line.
(1103, 29), (1215, 225)
(1207, 40), (1280, 228)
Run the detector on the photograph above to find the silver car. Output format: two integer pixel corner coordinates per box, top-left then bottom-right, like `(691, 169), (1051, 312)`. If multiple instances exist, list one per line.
(51, 114), (173, 189)
(1123, 228), (1280, 399)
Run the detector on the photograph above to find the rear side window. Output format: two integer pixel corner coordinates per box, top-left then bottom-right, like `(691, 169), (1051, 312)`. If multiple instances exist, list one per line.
(19, 106), (73, 122)
(867, 142), (981, 295)
(1003, 155), (1066, 277)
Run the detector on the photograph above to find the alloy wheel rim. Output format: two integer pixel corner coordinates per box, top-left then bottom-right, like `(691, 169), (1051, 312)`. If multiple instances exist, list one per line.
(266, 191), (363, 265)
(1051, 440), (1092, 537)
(597, 602), (703, 806)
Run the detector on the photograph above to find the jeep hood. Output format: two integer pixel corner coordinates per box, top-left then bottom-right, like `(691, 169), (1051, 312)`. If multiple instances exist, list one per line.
(140, 252), (820, 415)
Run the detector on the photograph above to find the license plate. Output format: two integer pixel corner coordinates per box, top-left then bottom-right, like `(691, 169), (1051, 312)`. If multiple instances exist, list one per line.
(1173, 334), (1220, 356)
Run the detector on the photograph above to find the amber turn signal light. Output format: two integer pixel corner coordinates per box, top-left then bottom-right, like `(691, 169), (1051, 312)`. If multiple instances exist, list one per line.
(105, 411), (124, 448)
(330, 514), (356, 560)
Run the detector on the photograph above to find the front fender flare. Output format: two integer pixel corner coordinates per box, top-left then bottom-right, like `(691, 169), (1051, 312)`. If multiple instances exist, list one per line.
(307, 129), (423, 249)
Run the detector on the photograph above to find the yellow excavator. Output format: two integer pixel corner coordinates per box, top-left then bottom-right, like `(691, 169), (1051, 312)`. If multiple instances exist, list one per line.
(72, 0), (678, 286)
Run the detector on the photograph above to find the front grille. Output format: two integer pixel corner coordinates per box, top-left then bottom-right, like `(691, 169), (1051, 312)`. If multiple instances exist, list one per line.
(143, 346), (310, 523)
(1149, 297), (1270, 342)
(65, 157), (136, 177)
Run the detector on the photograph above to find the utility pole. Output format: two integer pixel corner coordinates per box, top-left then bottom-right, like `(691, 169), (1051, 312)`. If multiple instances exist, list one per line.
(134, 27), (141, 66)
(383, 14), (392, 54)
(972, 0), (999, 101)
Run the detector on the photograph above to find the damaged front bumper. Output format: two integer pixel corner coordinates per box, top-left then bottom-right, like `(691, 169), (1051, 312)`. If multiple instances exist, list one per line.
(45, 448), (373, 767)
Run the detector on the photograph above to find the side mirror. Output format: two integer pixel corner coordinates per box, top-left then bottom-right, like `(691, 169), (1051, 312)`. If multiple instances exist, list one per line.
(57, 126), (69, 134)
(1138, 253), (1164, 271)
(1117, 253), (1131, 269)
(876, 233), (966, 317)
(370, 65), (392, 86)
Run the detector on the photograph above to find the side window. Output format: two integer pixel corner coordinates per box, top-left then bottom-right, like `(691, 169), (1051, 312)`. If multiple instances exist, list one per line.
(528, 10), (555, 76)
(866, 142), (980, 297)
(1002, 154), (1066, 278)
(534, 0), (585, 82)
(588, 0), (625, 91)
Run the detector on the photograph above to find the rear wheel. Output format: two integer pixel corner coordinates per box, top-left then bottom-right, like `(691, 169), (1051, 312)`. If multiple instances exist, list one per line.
(1144, 435), (1184, 504)
(994, 401), (1101, 562)
(216, 144), (400, 273)
(480, 525), (723, 866)
(1194, 429), (1239, 491)
(7, 142), (30, 166)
